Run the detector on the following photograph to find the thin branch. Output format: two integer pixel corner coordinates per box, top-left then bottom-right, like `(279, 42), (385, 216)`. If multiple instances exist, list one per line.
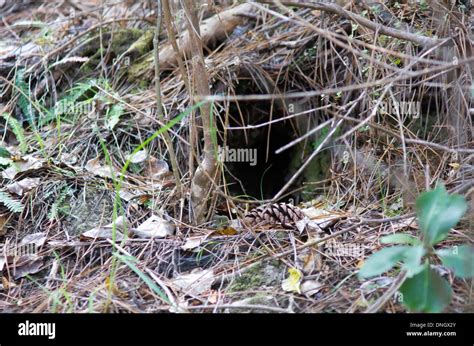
(260, 0), (440, 47)
(182, 0), (218, 224)
(162, 0), (196, 177)
(154, 0), (182, 196)
(364, 272), (408, 313)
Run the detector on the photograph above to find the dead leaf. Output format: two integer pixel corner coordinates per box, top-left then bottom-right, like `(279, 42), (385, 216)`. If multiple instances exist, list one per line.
(138, 195), (152, 204)
(212, 226), (238, 236)
(81, 216), (126, 241)
(391, 217), (418, 231)
(81, 227), (124, 241)
(118, 189), (136, 202)
(296, 217), (309, 233)
(301, 280), (322, 297)
(144, 157), (169, 179)
(131, 215), (175, 238)
(169, 296), (189, 313)
(298, 248), (322, 275)
(300, 207), (346, 230)
(448, 162), (460, 170)
(85, 157), (122, 179)
(208, 290), (219, 304)
(20, 232), (47, 248)
(52, 152), (78, 166)
(0, 257), (5, 271)
(12, 255), (44, 279)
(6, 178), (40, 196)
(2, 276), (15, 290)
(0, 214), (8, 236)
(83, 227), (124, 241)
(126, 150), (147, 164)
(181, 237), (204, 250)
(2, 155), (44, 180)
(118, 189), (149, 204)
(105, 276), (127, 297)
(172, 269), (215, 297)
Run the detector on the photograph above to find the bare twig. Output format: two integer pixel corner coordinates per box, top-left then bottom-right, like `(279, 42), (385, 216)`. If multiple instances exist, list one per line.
(182, 0), (218, 224)
(260, 0), (440, 47)
(162, 0), (195, 176)
(154, 0), (182, 197)
(364, 272), (408, 313)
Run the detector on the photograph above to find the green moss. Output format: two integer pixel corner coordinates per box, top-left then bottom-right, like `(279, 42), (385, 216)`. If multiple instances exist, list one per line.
(228, 260), (284, 292)
(124, 30), (154, 59)
(84, 28), (145, 69)
(108, 28), (144, 54)
(127, 52), (153, 81)
(228, 263), (266, 292)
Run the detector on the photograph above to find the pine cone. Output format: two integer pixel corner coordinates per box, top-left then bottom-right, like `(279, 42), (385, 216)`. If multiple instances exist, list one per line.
(243, 203), (304, 229)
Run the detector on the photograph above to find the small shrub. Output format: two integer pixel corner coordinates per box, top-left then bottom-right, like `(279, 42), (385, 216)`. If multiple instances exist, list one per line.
(359, 184), (472, 312)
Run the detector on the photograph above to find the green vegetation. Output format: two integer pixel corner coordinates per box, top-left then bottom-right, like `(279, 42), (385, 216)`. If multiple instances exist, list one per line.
(359, 184), (472, 312)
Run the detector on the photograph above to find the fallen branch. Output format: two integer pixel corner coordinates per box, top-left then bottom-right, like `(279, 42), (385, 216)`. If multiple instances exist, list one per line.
(261, 0), (440, 47)
(153, 0), (182, 197)
(158, 2), (256, 69)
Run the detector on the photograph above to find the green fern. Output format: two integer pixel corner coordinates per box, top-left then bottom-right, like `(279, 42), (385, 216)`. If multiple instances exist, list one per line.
(0, 190), (24, 213)
(0, 146), (12, 168)
(64, 80), (98, 103)
(106, 104), (125, 130)
(0, 157), (13, 167)
(48, 79), (98, 125)
(1, 113), (27, 154)
(48, 185), (73, 220)
(14, 68), (35, 126)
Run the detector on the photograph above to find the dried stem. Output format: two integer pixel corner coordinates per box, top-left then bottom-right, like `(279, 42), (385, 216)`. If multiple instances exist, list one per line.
(182, 0), (217, 224)
(162, 0), (196, 177)
(154, 0), (182, 196)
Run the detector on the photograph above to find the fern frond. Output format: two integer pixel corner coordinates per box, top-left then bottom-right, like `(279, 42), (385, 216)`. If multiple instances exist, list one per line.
(52, 79), (98, 121)
(0, 157), (13, 167)
(14, 68), (35, 126)
(1, 113), (27, 154)
(48, 185), (73, 220)
(106, 104), (125, 130)
(63, 79), (98, 104)
(0, 190), (24, 213)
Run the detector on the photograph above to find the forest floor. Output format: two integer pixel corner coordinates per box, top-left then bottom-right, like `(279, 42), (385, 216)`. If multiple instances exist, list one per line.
(0, 0), (472, 313)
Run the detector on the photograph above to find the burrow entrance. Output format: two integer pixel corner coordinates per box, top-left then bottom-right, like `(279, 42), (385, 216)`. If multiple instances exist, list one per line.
(216, 81), (320, 201)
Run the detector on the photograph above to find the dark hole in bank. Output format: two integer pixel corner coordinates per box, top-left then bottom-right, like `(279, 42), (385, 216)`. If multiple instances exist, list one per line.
(217, 98), (296, 200)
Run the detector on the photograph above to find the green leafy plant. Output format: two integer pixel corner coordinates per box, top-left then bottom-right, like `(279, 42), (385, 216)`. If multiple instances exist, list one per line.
(105, 104), (125, 130)
(0, 190), (24, 213)
(0, 146), (13, 168)
(1, 113), (28, 154)
(14, 69), (35, 126)
(359, 184), (472, 312)
(48, 185), (74, 221)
